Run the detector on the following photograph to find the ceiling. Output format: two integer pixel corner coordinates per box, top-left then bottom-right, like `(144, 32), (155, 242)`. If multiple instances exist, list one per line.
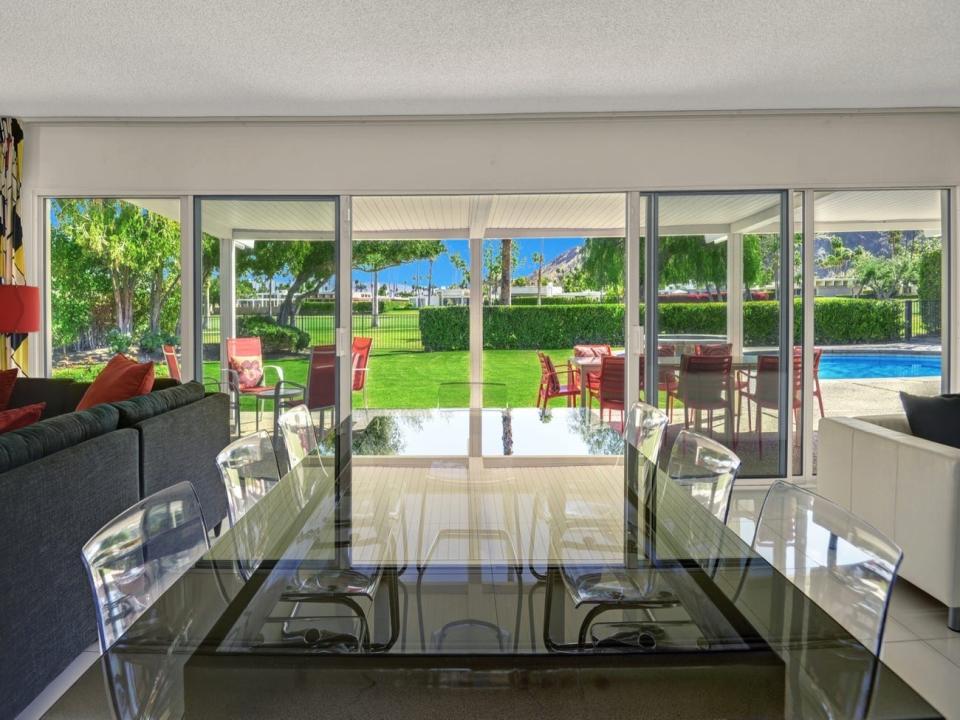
(171, 191), (943, 241)
(6, 0), (960, 118)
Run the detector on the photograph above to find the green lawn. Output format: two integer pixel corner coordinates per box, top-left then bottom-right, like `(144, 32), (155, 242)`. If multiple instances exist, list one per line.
(198, 348), (571, 409)
(52, 347), (665, 411)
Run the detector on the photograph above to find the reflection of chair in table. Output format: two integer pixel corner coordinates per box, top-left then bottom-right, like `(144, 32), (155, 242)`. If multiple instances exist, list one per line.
(415, 461), (523, 652)
(219, 428), (398, 652)
(545, 426), (740, 652)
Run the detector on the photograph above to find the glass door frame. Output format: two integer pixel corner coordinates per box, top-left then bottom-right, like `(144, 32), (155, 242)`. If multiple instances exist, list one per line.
(192, 194), (346, 465)
(640, 190), (794, 479)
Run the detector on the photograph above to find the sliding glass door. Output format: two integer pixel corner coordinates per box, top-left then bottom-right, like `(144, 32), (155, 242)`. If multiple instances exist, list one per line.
(645, 192), (791, 478)
(195, 196), (341, 450)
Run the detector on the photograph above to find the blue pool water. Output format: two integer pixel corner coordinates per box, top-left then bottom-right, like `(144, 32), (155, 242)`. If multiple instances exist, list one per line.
(818, 354), (941, 380)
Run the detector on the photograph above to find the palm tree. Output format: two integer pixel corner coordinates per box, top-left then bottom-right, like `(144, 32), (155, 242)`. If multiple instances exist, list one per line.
(532, 251), (544, 306)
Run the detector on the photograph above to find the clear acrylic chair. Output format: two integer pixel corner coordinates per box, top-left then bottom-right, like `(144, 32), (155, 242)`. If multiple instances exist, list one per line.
(81, 482), (210, 719)
(216, 430), (283, 528)
(665, 429), (741, 524)
(81, 481), (209, 652)
(552, 426), (739, 651)
(277, 404), (325, 471)
(751, 481), (902, 656)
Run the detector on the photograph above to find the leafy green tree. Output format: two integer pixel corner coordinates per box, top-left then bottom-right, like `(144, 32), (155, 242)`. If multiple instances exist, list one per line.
(53, 199), (182, 336)
(561, 268), (587, 293)
(353, 240), (445, 326)
(581, 238), (625, 296)
(820, 236), (862, 277)
(236, 240), (335, 325)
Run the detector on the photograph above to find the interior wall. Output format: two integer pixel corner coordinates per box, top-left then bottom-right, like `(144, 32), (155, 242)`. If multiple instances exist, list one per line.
(22, 111), (960, 376)
(22, 112), (960, 196)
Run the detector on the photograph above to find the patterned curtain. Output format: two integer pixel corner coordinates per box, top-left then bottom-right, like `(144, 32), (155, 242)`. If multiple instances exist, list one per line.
(1, 118), (27, 373)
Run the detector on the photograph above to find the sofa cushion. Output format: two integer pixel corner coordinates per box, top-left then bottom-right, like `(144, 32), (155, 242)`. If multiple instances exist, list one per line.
(0, 402), (45, 434)
(900, 392), (960, 449)
(0, 404), (119, 473)
(112, 381), (205, 427)
(76, 354), (155, 411)
(0, 369), (18, 410)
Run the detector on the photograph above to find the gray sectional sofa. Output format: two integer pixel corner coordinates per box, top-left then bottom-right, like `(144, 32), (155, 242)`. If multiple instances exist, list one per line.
(0, 378), (229, 719)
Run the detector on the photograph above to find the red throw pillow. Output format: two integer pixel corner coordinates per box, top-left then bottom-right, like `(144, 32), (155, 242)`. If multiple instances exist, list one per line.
(0, 368), (17, 410)
(0, 402), (45, 433)
(76, 354), (155, 411)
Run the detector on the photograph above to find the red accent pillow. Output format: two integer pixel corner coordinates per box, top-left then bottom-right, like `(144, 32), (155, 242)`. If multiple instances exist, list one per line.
(0, 402), (45, 433)
(76, 354), (155, 411)
(0, 368), (17, 411)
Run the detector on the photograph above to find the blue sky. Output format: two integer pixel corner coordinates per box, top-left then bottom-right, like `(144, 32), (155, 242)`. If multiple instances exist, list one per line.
(353, 237), (584, 289)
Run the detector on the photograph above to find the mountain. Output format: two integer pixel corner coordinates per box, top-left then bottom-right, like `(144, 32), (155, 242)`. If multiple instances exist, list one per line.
(522, 245), (584, 284)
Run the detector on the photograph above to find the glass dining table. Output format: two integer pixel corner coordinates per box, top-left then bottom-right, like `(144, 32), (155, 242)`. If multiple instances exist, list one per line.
(42, 447), (941, 719)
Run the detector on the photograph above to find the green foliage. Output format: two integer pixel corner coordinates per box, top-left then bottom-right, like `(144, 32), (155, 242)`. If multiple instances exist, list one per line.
(581, 238), (625, 293)
(419, 306), (469, 351)
(420, 298), (905, 351)
(811, 297), (902, 343)
(137, 330), (178, 355)
(916, 238), (942, 331)
(512, 295), (600, 306)
(560, 267), (587, 292)
(236, 315), (310, 353)
(106, 329), (133, 355)
(51, 199), (183, 349)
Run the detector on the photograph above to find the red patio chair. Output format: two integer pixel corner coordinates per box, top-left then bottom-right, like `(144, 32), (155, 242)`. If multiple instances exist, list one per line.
(593, 355), (625, 425)
(574, 344), (612, 410)
(736, 354), (803, 457)
(162, 344), (181, 383)
(670, 354), (734, 440)
(352, 337), (372, 408)
(226, 337), (287, 432)
(275, 345), (336, 436)
(536, 351), (580, 410)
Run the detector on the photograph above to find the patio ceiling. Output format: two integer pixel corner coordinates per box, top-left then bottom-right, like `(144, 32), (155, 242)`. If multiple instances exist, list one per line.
(131, 189), (944, 241)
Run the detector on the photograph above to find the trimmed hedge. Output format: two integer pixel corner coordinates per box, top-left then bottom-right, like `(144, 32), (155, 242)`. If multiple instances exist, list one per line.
(420, 306), (469, 351)
(237, 315), (310, 353)
(419, 297), (904, 351)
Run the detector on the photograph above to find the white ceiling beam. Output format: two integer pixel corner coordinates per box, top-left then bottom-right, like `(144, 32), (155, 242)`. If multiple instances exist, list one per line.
(468, 195), (494, 239)
(814, 219), (943, 233)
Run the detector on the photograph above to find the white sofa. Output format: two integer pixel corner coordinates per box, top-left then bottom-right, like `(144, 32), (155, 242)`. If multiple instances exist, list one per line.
(818, 414), (960, 631)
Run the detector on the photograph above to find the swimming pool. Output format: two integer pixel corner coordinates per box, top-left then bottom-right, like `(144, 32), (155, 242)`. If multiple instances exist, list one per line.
(818, 353), (941, 380)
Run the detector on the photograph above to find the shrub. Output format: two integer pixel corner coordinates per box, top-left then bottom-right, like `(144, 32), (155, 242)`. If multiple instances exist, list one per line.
(237, 315), (310, 353)
(917, 245), (942, 332)
(812, 297), (901, 344)
(420, 305), (625, 351)
(137, 330), (178, 354)
(420, 297), (905, 351)
(106, 328), (132, 354)
(419, 306), (468, 351)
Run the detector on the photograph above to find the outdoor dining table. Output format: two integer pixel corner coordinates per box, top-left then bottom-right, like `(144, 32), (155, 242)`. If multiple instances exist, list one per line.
(39, 452), (940, 719)
(571, 353), (761, 411)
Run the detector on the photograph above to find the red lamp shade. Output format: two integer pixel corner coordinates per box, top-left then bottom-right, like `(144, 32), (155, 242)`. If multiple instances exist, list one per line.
(0, 285), (41, 333)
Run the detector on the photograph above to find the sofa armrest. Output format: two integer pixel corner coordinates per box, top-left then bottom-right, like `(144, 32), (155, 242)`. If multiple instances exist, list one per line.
(135, 393), (230, 532)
